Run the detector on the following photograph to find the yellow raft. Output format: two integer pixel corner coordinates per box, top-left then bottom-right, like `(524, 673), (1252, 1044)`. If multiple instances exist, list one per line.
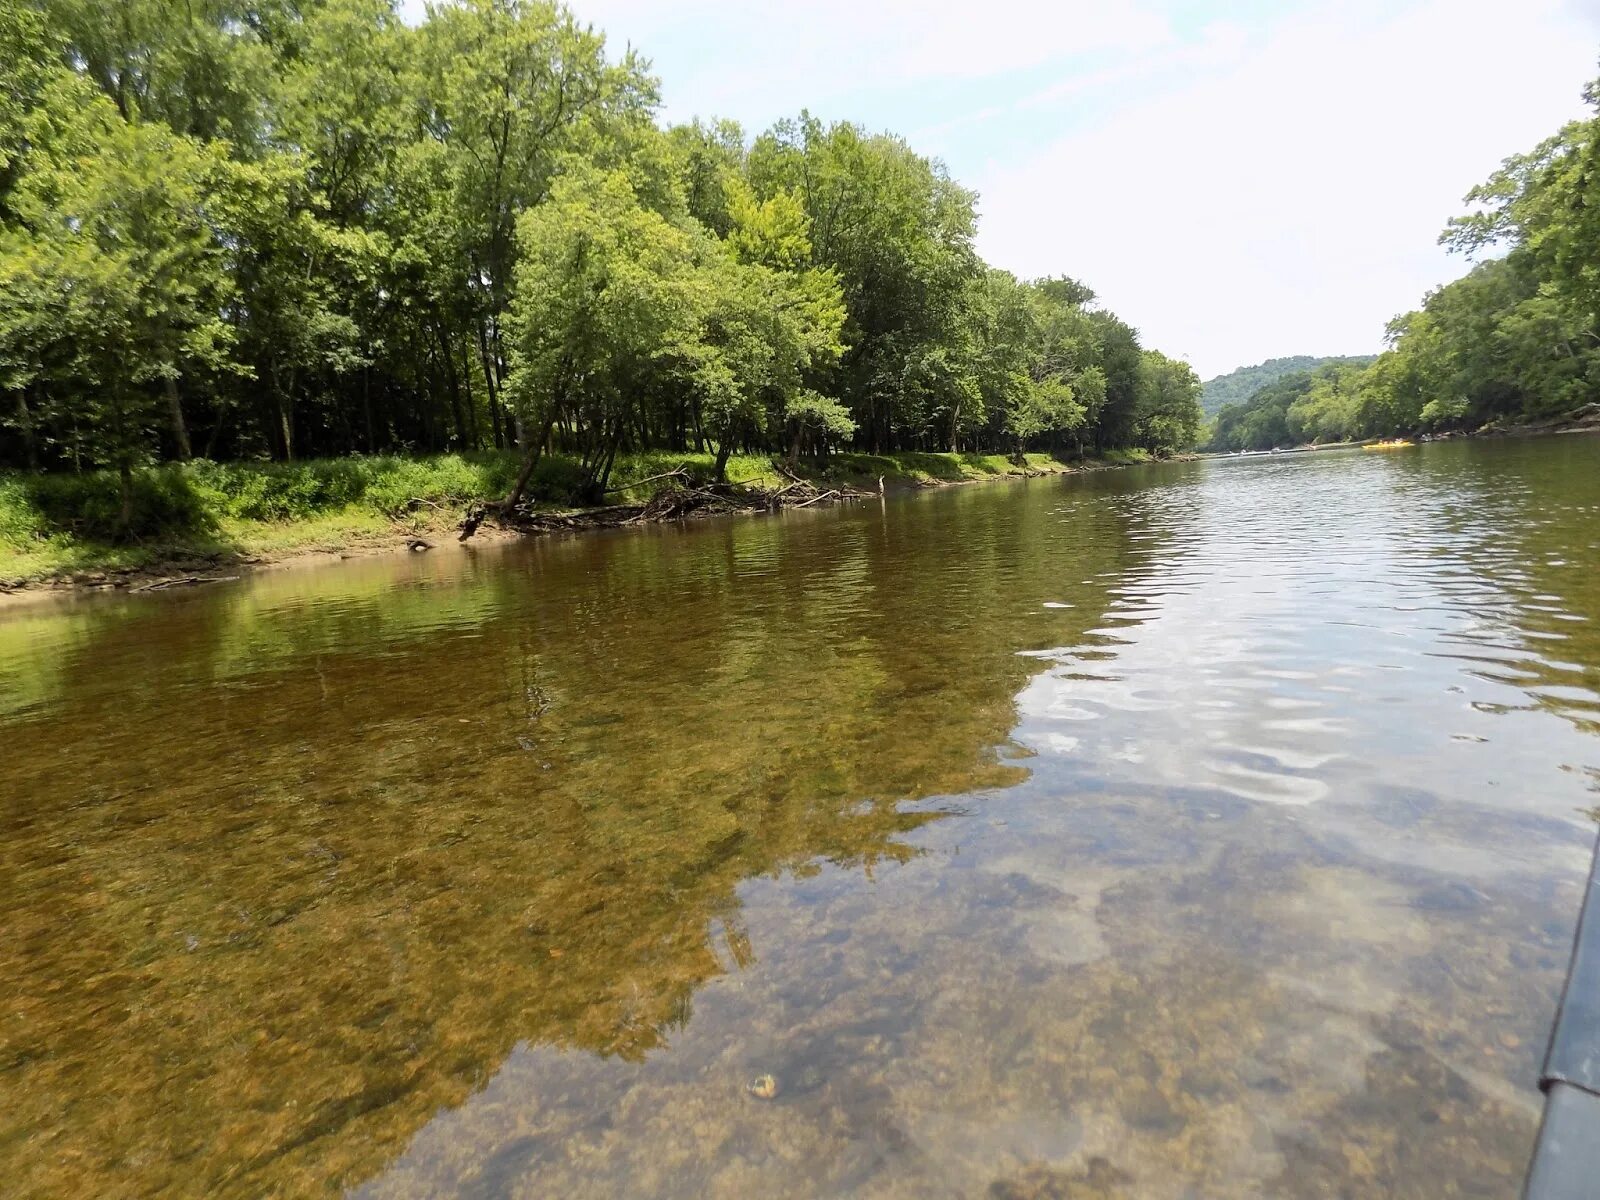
(1363, 439), (1414, 450)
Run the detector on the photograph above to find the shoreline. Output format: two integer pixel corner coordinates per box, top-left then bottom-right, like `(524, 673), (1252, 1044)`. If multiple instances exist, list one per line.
(1199, 406), (1600, 459)
(0, 452), (1171, 607)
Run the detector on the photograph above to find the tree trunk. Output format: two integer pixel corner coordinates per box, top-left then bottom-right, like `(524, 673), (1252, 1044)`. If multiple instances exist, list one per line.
(713, 435), (732, 483)
(336, 387), (357, 455)
(594, 422), (621, 495)
(204, 399), (228, 460)
(460, 342), (481, 450)
(499, 410), (559, 514)
(13, 390), (38, 471)
(476, 319), (510, 447)
(362, 363), (376, 453)
(165, 375), (191, 461)
(488, 382), (504, 449)
(269, 359), (294, 461)
(118, 462), (134, 538)
(279, 400), (294, 461)
(436, 327), (467, 449)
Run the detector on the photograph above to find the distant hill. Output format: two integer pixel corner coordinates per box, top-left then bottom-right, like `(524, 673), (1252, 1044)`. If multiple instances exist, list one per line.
(1202, 355), (1376, 417)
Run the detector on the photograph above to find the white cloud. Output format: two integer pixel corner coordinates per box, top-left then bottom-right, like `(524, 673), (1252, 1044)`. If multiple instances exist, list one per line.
(867, 1), (1173, 80)
(407, 0), (1173, 97)
(971, 0), (1600, 375)
(552, 0), (1178, 128)
(1012, 20), (1250, 113)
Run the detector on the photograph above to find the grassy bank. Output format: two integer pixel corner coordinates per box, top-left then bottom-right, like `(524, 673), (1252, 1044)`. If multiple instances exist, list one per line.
(0, 448), (1133, 590)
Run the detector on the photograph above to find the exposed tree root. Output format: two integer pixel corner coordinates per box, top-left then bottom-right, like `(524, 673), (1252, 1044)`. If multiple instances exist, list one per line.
(458, 461), (874, 542)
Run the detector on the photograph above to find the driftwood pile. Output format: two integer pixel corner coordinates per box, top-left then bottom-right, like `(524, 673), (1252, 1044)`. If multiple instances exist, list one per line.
(459, 462), (876, 542)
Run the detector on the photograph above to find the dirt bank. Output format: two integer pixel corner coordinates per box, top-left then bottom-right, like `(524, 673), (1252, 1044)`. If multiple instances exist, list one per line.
(2, 454), (1164, 606)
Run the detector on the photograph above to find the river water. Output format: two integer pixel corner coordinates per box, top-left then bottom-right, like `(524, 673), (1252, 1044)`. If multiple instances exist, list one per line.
(4, 437), (1599, 1198)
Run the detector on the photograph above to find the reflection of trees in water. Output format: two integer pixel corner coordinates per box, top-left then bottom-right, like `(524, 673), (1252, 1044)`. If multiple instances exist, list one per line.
(2, 480), (1146, 1197)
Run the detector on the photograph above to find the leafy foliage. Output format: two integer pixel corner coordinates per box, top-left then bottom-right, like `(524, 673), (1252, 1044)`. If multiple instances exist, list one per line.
(1200, 356), (1377, 418)
(0, 0), (1201, 524)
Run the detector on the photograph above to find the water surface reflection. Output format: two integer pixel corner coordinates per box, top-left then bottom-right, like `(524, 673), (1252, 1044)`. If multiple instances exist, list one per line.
(3, 437), (1598, 1197)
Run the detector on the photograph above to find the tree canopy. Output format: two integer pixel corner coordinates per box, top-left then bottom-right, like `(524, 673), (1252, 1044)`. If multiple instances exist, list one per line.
(0, 0), (1202, 520)
(1200, 356), (1376, 418)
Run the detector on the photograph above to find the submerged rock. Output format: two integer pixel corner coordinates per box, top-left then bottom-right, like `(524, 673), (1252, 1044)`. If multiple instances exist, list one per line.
(745, 1074), (780, 1101)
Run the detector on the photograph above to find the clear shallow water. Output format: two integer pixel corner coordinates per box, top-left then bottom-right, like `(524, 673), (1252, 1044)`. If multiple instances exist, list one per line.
(3, 437), (1599, 1198)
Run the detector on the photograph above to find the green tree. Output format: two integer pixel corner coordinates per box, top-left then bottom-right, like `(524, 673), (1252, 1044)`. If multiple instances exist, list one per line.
(503, 163), (699, 505)
(1, 78), (236, 518)
(1134, 351), (1202, 453)
(41, 0), (294, 141)
(692, 196), (846, 478)
(747, 114), (981, 452)
(1286, 364), (1364, 443)
(0, 0), (1204, 481)
(417, 0), (655, 429)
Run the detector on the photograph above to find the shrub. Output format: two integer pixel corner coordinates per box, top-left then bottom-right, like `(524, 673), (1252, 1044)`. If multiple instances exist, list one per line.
(0, 476), (44, 549)
(12, 467), (215, 542)
(526, 455), (590, 504)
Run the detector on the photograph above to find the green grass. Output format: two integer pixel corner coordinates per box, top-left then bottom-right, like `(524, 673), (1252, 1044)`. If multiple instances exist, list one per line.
(0, 453), (526, 586)
(1095, 448), (1155, 466)
(0, 448), (1096, 587)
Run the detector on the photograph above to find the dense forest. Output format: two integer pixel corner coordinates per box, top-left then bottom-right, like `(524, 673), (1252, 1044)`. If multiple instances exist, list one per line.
(0, 0), (1203, 522)
(1207, 77), (1600, 453)
(1206, 362), (1372, 451)
(1200, 356), (1375, 417)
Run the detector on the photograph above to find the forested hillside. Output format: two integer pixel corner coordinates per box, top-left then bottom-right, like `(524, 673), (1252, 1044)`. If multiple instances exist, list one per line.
(1201, 356), (1375, 417)
(1207, 76), (1600, 453)
(1206, 363), (1368, 451)
(0, 0), (1202, 526)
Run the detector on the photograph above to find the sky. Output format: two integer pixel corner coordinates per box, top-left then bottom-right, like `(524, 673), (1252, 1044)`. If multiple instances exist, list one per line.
(401, 0), (1600, 378)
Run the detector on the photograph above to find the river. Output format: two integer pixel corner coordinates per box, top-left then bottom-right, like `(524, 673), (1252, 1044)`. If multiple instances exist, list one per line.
(4, 436), (1599, 1198)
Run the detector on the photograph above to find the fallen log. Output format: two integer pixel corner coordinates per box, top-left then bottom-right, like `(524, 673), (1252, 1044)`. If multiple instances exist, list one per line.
(131, 575), (240, 593)
(767, 481), (807, 508)
(603, 469), (690, 494)
(792, 489), (840, 509)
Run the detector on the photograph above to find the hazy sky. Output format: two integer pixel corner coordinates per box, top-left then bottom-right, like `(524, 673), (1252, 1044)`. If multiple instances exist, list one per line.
(401, 0), (1600, 377)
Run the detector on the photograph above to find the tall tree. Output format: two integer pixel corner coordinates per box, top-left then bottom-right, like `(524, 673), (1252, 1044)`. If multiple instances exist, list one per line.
(417, 0), (656, 431)
(1, 76), (236, 517)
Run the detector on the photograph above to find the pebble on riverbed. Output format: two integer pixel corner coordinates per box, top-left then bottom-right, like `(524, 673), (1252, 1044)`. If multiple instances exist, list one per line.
(746, 1073), (780, 1100)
